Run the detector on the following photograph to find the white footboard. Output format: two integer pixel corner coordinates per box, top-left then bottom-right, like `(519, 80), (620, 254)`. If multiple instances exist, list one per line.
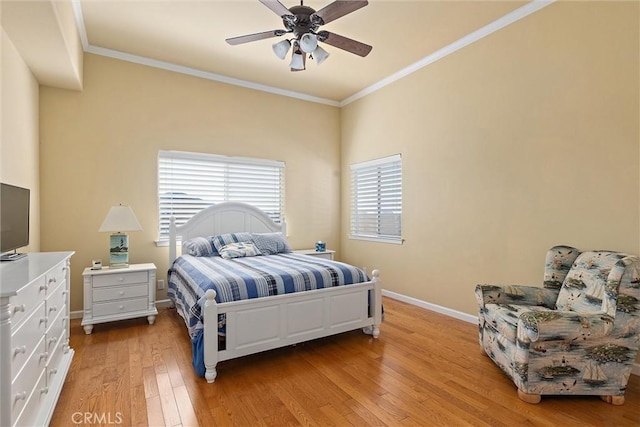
(203, 270), (381, 383)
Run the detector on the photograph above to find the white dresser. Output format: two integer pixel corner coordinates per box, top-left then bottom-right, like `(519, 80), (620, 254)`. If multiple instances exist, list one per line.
(81, 263), (157, 334)
(0, 251), (74, 427)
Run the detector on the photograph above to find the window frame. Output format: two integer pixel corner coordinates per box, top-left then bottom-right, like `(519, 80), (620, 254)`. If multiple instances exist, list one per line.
(157, 150), (285, 245)
(349, 154), (403, 244)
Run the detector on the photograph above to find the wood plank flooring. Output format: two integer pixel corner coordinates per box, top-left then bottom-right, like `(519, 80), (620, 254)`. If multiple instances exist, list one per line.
(51, 297), (640, 426)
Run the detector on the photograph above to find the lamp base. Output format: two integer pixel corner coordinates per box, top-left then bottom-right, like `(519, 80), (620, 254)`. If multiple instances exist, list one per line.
(109, 232), (130, 267)
(108, 263), (130, 269)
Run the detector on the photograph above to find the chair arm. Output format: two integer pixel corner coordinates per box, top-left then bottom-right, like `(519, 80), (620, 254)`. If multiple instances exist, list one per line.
(475, 284), (559, 309)
(517, 311), (614, 343)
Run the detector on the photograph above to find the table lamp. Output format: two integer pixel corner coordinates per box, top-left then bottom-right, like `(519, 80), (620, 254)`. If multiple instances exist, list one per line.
(99, 204), (142, 268)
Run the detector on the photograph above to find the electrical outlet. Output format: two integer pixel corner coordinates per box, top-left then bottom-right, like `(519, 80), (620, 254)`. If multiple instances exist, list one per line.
(157, 279), (165, 290)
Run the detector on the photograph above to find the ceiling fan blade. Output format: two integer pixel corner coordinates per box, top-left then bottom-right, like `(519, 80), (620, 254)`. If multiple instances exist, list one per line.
(259, 0), (292, 17)
(318, 31), (372, 57)
(226, 29), (286, 45)
(312, 0), (368, 25)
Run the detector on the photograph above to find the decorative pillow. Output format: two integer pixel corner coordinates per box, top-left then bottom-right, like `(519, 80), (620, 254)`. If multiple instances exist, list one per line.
(182, 237), (217, 257)
(251, 232), (292, 255)
(211, 232), (253, 254)
(219, 242), (262, 259)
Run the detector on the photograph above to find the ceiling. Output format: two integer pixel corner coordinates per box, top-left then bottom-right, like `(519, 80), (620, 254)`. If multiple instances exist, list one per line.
(4, 1), (541, 104)
(77, 0), (538, 104)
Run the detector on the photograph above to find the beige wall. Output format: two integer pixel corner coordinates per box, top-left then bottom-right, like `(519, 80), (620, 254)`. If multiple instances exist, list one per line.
(1, 28), (40, 252)
(39, 54), (341, 312)
(340, 1), (639, 316)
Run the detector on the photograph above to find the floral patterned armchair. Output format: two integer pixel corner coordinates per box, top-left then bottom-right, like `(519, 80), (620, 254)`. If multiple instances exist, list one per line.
(475, 245), (640, 405)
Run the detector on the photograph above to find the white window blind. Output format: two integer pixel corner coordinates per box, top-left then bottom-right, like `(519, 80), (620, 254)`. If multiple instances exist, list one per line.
(158, 150), (284, 241)
(350, 154), (402, 243)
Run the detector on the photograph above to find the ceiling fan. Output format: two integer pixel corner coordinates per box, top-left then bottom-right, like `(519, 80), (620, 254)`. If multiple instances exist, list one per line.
(226, 0), (372, 71)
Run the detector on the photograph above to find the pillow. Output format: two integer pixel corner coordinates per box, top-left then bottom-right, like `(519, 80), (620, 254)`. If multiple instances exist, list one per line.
(211, 232), (253, 253)
(219, 242), (262, 259)
(251, 232), (292, 255)
(182, 237), (217, 257)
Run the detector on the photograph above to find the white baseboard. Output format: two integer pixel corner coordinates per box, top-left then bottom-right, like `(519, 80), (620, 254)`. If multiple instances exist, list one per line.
(381, 289), (640, 377)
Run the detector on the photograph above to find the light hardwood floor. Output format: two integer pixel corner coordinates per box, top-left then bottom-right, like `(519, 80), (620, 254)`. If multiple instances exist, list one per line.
(51, 297), (640, 426)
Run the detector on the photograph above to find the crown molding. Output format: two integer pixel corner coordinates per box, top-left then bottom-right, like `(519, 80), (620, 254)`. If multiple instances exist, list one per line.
(71, 0), (554, 107)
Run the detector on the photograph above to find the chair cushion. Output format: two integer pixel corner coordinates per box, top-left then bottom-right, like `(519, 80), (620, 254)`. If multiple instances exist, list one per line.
(555, 251), (626, 313)
(483, 303), (554, 343)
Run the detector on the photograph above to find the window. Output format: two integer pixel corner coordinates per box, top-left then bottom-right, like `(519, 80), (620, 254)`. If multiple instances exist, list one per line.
(158, 150), (284, 242)
(350, 154), (402, 243)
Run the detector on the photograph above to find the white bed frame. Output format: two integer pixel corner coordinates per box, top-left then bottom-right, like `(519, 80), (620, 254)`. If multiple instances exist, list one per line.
(169, 202), (382, 383)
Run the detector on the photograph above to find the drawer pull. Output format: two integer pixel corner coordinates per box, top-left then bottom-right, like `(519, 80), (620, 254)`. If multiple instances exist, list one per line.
(49, 368), (58, 376)
(48, 337), (58, 346)
(40, 283), (49, 291)
(39, 318), (47, 327)
(48, 277), (57, 284)
(11, 304), (26, 315)
(49, 306), (58, 313)
(40, 352), (49, 361)
(40, 387), (49, 395)
(119, 305), (124, 310)
(62, 290), (69, 296)
(14, 391), (27, 403)
(118, 277), (124, 282)
(13, 345), (26, 358)
(119, 291), (125, 296)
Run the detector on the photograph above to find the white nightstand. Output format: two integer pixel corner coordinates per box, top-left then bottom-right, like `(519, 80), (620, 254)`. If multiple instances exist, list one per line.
(81, 263), (158, 334)
(294, 249), (335, 260)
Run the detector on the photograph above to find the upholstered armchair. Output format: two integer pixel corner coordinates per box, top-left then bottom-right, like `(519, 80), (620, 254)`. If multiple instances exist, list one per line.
(475, 245), (640, 405)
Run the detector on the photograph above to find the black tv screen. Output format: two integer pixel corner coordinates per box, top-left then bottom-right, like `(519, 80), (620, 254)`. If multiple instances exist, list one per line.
(1, 183), (30, 253)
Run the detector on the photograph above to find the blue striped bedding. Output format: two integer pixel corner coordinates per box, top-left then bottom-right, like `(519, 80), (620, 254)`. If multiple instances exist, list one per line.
(167, 253), (369, 339)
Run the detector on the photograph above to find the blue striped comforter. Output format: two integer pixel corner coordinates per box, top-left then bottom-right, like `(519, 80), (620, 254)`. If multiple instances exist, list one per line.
(168, 253), (368, 338)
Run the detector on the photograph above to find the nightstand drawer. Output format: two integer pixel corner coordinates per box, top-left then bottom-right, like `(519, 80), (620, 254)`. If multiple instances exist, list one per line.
(93, 270), (148, 287)
(92, 297), (148, 318)
(93, 284), (148, 302)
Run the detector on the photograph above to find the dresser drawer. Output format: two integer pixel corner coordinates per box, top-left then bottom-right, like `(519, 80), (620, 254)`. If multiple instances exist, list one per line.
(11, 302), (47, 381)
(93, 283), (148, 302)
(45, 261), (68, 295)
(13, 368), (47, 427)
(46, 280), (67, 322)
(45, 305), (66, 354)
(46, 328), (67, 386)
(10, 275), (47, 331)
(92, 297), (148, 318)
(93, 270), (148, 287)
(11, 335), (46, 422)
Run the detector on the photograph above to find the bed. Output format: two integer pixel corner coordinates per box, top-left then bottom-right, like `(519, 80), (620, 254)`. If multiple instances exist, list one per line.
(167, 202), (382, 383)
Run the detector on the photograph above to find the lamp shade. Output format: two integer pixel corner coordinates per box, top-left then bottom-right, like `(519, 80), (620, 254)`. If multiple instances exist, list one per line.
(272, 39), (292, 60)
(312, 45), (330, 65)
(99, 205), (143, 232)
(299, 33), (318, 54)
(289, 52), (305, 70)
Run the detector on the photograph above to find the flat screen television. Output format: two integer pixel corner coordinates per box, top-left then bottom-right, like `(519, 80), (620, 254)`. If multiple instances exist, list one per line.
(1, 183), (30, 260)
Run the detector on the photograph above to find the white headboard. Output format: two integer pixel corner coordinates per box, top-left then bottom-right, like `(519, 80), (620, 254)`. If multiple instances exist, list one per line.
(168, 202), (286, 263)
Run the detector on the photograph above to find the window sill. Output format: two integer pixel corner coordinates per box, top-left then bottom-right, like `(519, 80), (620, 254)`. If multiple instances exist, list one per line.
(349, 235), (404, 245)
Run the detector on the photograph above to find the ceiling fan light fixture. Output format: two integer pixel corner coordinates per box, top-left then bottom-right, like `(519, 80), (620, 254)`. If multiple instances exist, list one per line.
(299, 33), (318, 54)
(312, 45), (330, 65)
(272, 39), (292, 60)
(289, 52), (305, 70)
